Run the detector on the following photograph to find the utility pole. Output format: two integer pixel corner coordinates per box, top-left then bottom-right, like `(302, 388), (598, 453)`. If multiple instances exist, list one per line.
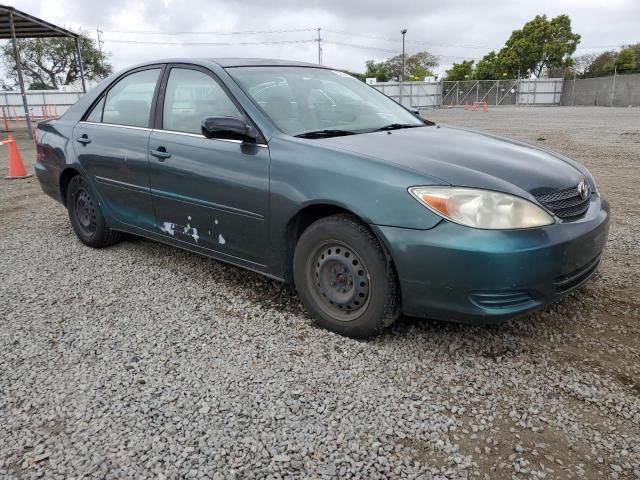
(96, 28), (104, 69)
(400, 29), (407, 106)
(316, 28), (322, 65)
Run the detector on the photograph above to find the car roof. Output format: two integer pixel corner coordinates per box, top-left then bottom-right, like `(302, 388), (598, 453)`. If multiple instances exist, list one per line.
(129, 57), (331, 69)
(208, 58), (331, 68)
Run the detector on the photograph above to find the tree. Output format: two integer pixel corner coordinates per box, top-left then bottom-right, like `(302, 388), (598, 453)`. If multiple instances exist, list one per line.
(364, 60), (391, 82)
(614, 47), (636, 72)
(475, 51), (499, 80)
(571, 53), (597, 77)
(1, 33), (111, 90)
(444, 60), (474, 81)
(346, 70), (366, 82)
(585, 50), (617, 77)
(385, 51), (438, 80)
(496, 14), (580, 77)
(626, 43), (640, 70)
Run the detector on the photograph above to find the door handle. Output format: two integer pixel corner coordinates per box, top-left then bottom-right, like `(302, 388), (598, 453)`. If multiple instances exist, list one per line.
(150, 148), (171, 161)
(76, 135), (91, 145)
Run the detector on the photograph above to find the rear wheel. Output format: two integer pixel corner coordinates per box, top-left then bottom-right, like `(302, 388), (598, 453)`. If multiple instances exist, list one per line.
(66, 175), (121, 248)
(293, 214), (400, 338)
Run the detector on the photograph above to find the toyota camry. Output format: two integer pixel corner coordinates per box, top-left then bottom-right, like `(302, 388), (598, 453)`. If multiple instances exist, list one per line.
(35, 58), (610, 338)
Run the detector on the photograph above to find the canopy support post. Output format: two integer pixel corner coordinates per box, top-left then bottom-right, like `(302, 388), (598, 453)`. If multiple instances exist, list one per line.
(9, 10), (33, 139)
(75, 37), (86, 93)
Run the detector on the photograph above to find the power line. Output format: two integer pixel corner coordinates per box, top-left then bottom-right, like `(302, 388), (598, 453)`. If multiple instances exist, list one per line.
(97, 26), (627, 55)
(323, 40), (477, 60)
(102, 28), (316, 36)
(324, 29), (496, 50)
(101, 38), (316, 46)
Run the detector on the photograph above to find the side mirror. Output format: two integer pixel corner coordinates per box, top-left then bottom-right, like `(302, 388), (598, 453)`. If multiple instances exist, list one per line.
(201, 116), (257, 143)
(411, 109), (421, 116)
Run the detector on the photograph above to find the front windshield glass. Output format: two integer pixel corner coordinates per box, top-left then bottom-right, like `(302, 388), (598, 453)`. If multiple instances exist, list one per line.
(227, 66), (425, 136)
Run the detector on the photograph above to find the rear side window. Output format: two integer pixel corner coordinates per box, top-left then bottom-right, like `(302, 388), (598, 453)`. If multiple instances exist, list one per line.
(162, 68), (241, 135)
(101, 69), (161, 128)
(85, 97), (105, 123)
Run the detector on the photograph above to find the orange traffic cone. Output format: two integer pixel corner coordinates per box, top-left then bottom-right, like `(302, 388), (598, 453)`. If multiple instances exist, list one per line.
(472, 101), (478, 111)
(464, 100), (469, 111)
(483, 101), (489, 112)
(2, 135), (31, 179)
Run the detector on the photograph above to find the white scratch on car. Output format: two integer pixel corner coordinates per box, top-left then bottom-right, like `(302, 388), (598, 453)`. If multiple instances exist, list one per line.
(160, 222), (175, 236)
(191, 228), (199, 243)
(218, 234), (226, 245)
(214, 219), (219, 225)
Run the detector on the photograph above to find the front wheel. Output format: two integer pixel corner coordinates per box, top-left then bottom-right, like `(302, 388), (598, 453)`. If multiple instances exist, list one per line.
(293, 214), (400, 338)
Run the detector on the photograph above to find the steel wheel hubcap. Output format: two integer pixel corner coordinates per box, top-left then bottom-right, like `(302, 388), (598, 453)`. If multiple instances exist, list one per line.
(313, 243), (370, 318)
(75, 189), (95, 232)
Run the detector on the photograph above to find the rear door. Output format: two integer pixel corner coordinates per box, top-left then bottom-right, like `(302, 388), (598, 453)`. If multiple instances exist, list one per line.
(73, 66), (163, 230)
(148, 65), (270, 267)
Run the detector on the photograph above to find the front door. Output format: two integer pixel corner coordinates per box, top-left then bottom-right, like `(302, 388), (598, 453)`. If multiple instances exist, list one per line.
(73, 67), (162, 230)
(148, 66), (270, 267)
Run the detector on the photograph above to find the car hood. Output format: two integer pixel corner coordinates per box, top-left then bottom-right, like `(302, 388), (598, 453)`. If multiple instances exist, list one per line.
(316, 125), (588, 199)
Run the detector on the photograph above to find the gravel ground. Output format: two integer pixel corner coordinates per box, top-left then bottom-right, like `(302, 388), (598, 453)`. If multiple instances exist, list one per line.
(0, 106), (639, 479)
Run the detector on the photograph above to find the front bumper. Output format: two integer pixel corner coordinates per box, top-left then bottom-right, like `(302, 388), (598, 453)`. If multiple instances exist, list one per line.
(373, 194), (610, 324)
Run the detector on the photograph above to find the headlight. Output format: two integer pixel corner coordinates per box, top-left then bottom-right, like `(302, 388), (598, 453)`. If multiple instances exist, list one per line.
(409, 186), (555, 230)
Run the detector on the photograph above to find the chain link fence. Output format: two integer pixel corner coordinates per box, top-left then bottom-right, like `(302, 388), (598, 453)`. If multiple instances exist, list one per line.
(373, 78), (564, 109)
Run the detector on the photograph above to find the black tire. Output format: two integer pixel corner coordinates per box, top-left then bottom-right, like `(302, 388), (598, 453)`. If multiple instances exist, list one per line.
(293, 214), (400, 338)
(66, 175), (121, 248)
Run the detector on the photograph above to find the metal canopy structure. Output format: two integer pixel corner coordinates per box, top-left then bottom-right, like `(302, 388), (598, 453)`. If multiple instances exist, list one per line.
(0, 5), (86, 138)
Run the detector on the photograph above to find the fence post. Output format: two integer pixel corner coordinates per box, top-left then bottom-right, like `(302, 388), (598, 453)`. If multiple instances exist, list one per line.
(409, 82), (413, 108)
(610, 66), (617, 107)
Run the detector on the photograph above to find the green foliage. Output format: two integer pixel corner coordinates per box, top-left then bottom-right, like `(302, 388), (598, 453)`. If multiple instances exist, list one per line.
(1, 32), (111, 89)
(346, 70), (366, 82)
(615, 48), (637, 72)
(365, 60), (391, 82)
(584, 51), (617, 77)
(440, 15), (580, 81)
(496, 15), (580, 78)
(475, 51), (500, 80)
(579, 46), (639, 77)
(28, 81), (55, 90)
(444, 60), (474, 81)
(365, 51), (438, 82)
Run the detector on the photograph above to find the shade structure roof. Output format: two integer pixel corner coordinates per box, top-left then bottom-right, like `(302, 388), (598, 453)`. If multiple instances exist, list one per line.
(0, 5), (78, 39)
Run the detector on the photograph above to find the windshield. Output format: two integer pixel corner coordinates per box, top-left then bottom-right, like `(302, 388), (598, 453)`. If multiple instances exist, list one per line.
(227, 66), (425, 136)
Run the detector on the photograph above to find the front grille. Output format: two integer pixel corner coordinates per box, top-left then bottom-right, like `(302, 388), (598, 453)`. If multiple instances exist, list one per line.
(554, 254), (602, 293)
(535, 185), (591, 219)
(469, 290), (535, 309)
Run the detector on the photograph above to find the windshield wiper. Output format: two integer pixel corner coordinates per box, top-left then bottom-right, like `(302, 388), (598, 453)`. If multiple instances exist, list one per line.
(294, 129), (357, 139)
(373, 123), (423, 132)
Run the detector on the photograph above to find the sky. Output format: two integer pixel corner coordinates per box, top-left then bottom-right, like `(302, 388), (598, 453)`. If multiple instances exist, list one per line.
(3, 0), (639, 79)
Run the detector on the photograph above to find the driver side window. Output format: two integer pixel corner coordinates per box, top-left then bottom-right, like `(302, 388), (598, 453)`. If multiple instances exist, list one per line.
(162, 68), (242, 135)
